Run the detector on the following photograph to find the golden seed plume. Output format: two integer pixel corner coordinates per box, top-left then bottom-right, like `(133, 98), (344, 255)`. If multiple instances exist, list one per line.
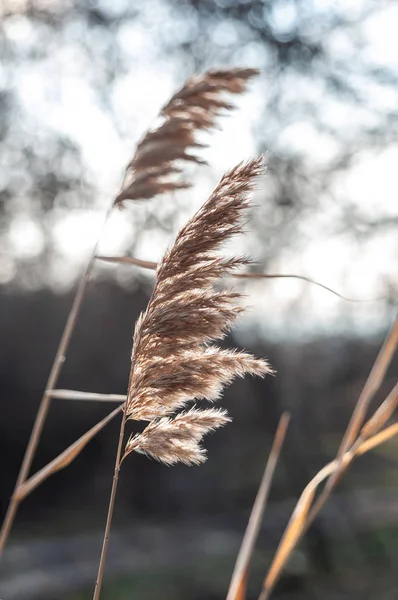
(123, 157), (272, 466)
(124, 408), (231, 466)
(114, 68), (258, 205)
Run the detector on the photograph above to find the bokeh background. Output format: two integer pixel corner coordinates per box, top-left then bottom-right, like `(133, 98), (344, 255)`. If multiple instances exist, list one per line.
(0, 1), (397, 599)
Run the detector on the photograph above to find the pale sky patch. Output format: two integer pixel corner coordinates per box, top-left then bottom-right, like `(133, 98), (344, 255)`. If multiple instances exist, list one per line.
(5, 1), (398, 336)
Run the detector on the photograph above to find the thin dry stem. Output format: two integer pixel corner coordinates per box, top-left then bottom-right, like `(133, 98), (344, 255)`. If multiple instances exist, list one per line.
(15, 405), (123, 501)
(295, 380), (398, 550)
(93, 408), (128, 600)
(306, 316), (398, 526)
(359, 382), (398, 440)
(95, 254), (382, 302)
(337, 315), (398, 451)
(114, 68), (258, 205)
(48, 389), (127, 402)
(0, 207), (112, 558)
(258, 422), (398, 600)
(258, 322), (398, 599)
(227, 413), (290, 600)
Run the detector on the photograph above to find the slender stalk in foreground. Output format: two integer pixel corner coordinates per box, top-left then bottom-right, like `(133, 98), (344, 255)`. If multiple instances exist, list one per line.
(15, 405), (123, 502)
(227, 413), (290, 600)
(0, 207), (112, 557)
(257, 341), (398, 600)
(306, 315), (398, 526)
(92, 407), (128, 600)
(258, 422), (398, 600)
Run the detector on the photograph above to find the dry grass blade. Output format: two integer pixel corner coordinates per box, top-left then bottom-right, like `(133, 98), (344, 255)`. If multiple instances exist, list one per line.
(307, 316), (398, 523)
(96, 255), (158, 269)
(114, 68), (258, 204)
(48, 389), (127, 402)
(259, 422), (398, 599)
(231, 272), (384, 302)
(359, 382), (398, 440)
(338, 316), (398, 451)
(122, 158), (272, 465)
(258, 488), (316, 600)
(95, 255), (382, 302)
(0, 208), (114, 558)
(227, 413), (290, 600)
(354, 422), (398, 455)
(15, 406), (123, 501)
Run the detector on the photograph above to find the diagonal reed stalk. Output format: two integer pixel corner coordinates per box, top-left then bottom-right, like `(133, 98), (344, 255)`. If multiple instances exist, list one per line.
(256, 317), (398, 599)
(14, 405), (124, 502)
(257, 422), (398, 600)
(92, 395), (130, 600)
(0, 67), (258, 557)
(226, 413), (290, 600)
(0, 207), (112, 557)
(91, 157), (272, 598)
(305, 315), (398, 527)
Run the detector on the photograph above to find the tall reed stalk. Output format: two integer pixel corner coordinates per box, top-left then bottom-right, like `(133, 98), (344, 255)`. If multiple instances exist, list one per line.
(92, 157), (272, 597)
(0, 209), (112, 555)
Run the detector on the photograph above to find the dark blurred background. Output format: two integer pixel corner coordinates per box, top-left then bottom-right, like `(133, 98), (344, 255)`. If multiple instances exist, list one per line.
(0, 1), (397, 599)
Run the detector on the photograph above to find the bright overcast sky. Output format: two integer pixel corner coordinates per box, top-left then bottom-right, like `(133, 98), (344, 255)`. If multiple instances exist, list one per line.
(4, 0), (398, 339)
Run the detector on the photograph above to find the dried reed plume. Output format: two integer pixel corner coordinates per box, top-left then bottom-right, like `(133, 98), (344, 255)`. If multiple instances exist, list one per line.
(114, 68), (258, 204)
(122, 157), (272, 465)
(125, 408), (231, 466)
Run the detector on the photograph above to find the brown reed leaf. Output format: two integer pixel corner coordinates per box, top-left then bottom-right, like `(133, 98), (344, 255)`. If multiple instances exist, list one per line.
(259, 487), (315, 600)
(359, 382), (398, 440)
(259, 422), (398, 599)
(114, 68), (258, 204)
(260, 374), (398, 599)
(227, 413), (290, 600)
(15, 405), (123, 501)
(124, 408), (231, 466)
(354, 422), (398, 455)
(337, 316), (398, 454)
(124, 158), (271, 465)
(306, 316), (398, 525)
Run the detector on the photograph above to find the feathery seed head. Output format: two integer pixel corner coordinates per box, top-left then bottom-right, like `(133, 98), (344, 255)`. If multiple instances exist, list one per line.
(114, 68), (259, 205)
(123, 157), (272, 465)
(124, 408), (231, 466)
